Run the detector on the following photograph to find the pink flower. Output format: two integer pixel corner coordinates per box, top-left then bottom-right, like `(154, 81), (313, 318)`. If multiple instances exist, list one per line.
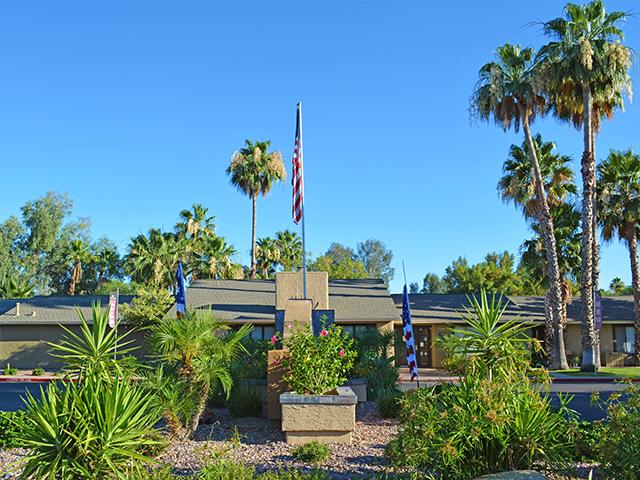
(270, 335), (278, 345)
(338, 349), (345, 357)
(320, 330), (328, 337)
(287, 323), (293, 329)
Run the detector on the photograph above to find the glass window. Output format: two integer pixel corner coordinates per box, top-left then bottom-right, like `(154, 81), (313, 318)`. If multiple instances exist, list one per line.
(614, 326), (635, 354)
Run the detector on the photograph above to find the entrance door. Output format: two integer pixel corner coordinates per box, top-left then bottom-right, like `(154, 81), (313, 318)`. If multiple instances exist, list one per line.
(414, 326), (432, 368)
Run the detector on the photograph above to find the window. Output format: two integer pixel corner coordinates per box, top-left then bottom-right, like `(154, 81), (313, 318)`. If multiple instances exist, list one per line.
(614, 326), (635, 354)
(340, 324), (376, 339)
(234, 324), (275, 341)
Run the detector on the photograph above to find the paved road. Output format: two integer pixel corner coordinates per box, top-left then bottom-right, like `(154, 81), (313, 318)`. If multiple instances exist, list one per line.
(1, 381), (630, 421)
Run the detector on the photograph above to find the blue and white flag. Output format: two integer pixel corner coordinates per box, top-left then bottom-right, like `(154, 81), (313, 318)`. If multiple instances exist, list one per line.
(175, 261), (186, 316)
(401, 284), (419, 382)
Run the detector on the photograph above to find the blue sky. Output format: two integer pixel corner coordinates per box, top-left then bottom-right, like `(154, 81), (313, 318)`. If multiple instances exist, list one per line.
(0, 1), (637, 293)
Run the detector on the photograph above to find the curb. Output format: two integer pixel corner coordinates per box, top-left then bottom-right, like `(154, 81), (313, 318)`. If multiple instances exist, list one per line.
(0, 376), (73, 383)
(550, 376), (640, 384)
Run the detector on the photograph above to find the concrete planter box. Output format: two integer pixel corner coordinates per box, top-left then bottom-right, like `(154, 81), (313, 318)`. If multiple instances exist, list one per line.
(346, 377), (367, 403)
(280, 386), (357, 444)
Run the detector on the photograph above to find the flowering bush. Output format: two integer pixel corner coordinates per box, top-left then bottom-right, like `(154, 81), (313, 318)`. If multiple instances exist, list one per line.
(281, 323), (355, 395)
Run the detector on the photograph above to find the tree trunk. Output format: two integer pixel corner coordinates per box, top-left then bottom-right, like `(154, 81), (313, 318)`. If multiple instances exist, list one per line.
(544, 290), (555, 366)
(627, 230), (640, 363)
(580, 84), (597, 372)
(522, 116), (569, 370)
(250, 194), (257, 280)
(69, 260), (80, 296)
(188, 382), (210, 437)
(592, 131), (601, 368)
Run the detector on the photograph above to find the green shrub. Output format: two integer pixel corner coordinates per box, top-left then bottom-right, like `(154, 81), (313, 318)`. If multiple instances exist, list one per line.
(31, 367), (45, 376)
(199, 458), (256, 480)
(565, 419), (602, 463)
(386, 377), (570, 479)
(231, 339), (272, 380)
(367, 357), (399, 400)
(599, 385), (640, 479)
(0, 410), (27, 448)
(291, 441), (331, 463)
(282, 322), (356, 395)
(227, 386), (262, 418)
(2, 363), (17, 375)
(377, 388), (403, 419)
(260, 470), (329, 480)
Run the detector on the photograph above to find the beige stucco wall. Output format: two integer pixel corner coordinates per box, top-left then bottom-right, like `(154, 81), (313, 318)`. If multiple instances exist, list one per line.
(275, 272), (329, 310)
(0, 324), (147, 370)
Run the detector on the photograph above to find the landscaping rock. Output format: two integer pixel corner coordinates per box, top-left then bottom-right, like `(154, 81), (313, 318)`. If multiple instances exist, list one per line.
(476, 471), (548, 480)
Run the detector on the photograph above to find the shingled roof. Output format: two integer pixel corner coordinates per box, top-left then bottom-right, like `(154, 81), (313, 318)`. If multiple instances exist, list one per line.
(172, 278), (400, 323)
(0, 295), (134, 325)
(391, 293), (635, 324)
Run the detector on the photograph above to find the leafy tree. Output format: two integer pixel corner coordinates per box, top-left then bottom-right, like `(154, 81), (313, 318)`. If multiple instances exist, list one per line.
(443, 252), (524, 295)
(409, 282), (420, 294)
(93, 279), (137, 296)
(310, 254), (368, 280)
(597, 149), (640, 358)
(540, 0), (632, 371)
(325, 243), (356, 264)
(275, 229), (302, 271)
(0, 216), (25, 284)
(226, 140), (286, 279)
(472, 42), (569, 369)
(120, 286), (174, 329)
(422, 273), (446, 294)
(356, 239), (395, 284)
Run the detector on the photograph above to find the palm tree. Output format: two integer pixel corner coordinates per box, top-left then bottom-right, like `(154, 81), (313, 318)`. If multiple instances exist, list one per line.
(150, 311), (251, 437)
(94, 243), (121, 290)
(226, 140), (286, 279)
(597, 149), (640, 360)
(255, 236), (281, 279)
(175, 203), (216, 244)
(65, 239), (94, 296)
(498, 134), (577, 366)
(125, 229), (183, 290)
(540, 0), (632, 371)
(193, 236), (243, 280)
(471, 44), (569, 369)
(275, 230), (302, 271)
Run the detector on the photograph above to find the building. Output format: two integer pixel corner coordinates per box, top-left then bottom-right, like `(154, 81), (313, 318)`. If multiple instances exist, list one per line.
(0, 274), (636, 370)
(392, 293), (638, 368)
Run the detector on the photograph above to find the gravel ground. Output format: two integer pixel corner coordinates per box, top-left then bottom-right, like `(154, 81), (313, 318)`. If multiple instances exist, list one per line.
(157, 402), (399, 478)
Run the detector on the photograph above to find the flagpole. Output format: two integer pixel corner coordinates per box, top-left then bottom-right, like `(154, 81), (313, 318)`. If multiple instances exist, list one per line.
(299, 102), (307, 300)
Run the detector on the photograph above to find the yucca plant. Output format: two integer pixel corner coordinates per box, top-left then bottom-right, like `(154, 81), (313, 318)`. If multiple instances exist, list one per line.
(19, 371), (161, 479)
(439, 290), (540, 381)
(49, 302), (138, 380)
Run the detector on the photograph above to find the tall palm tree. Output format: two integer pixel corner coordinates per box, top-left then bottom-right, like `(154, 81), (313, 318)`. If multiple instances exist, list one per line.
(275, 229), (303, 271)
(597, 149), (640, 360)
(540, 0), (632, 371)
(226, 140), (286, 279)
(255, 236), (281, 279)
(65, 239), (94, 296)
(125, 229), (183, 290)
(175, 203), (216, 244)
(472, 44), (569, 369)
(498, 134), (576, 366)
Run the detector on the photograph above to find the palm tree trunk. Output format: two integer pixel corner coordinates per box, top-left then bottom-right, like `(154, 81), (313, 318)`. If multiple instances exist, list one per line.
(627, 230), (640, 362)
(188, 382), (210, 437)
(591, 130), (601, 368)
(580, 84), (597, 372)
(69, 260), (79, 296)
(523, 116), (569, 370)
(250, 194), (257, 280)
(544, 290), (555, 366)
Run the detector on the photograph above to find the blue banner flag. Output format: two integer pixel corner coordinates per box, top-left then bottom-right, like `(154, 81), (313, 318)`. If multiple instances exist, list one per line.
(175, 261), (186, 316)
(401, 284), (419, 382)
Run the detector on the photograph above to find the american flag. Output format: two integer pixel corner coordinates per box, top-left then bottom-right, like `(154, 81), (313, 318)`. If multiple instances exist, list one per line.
(292, 103), (304, 224)
(401, 285), (419, 382)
